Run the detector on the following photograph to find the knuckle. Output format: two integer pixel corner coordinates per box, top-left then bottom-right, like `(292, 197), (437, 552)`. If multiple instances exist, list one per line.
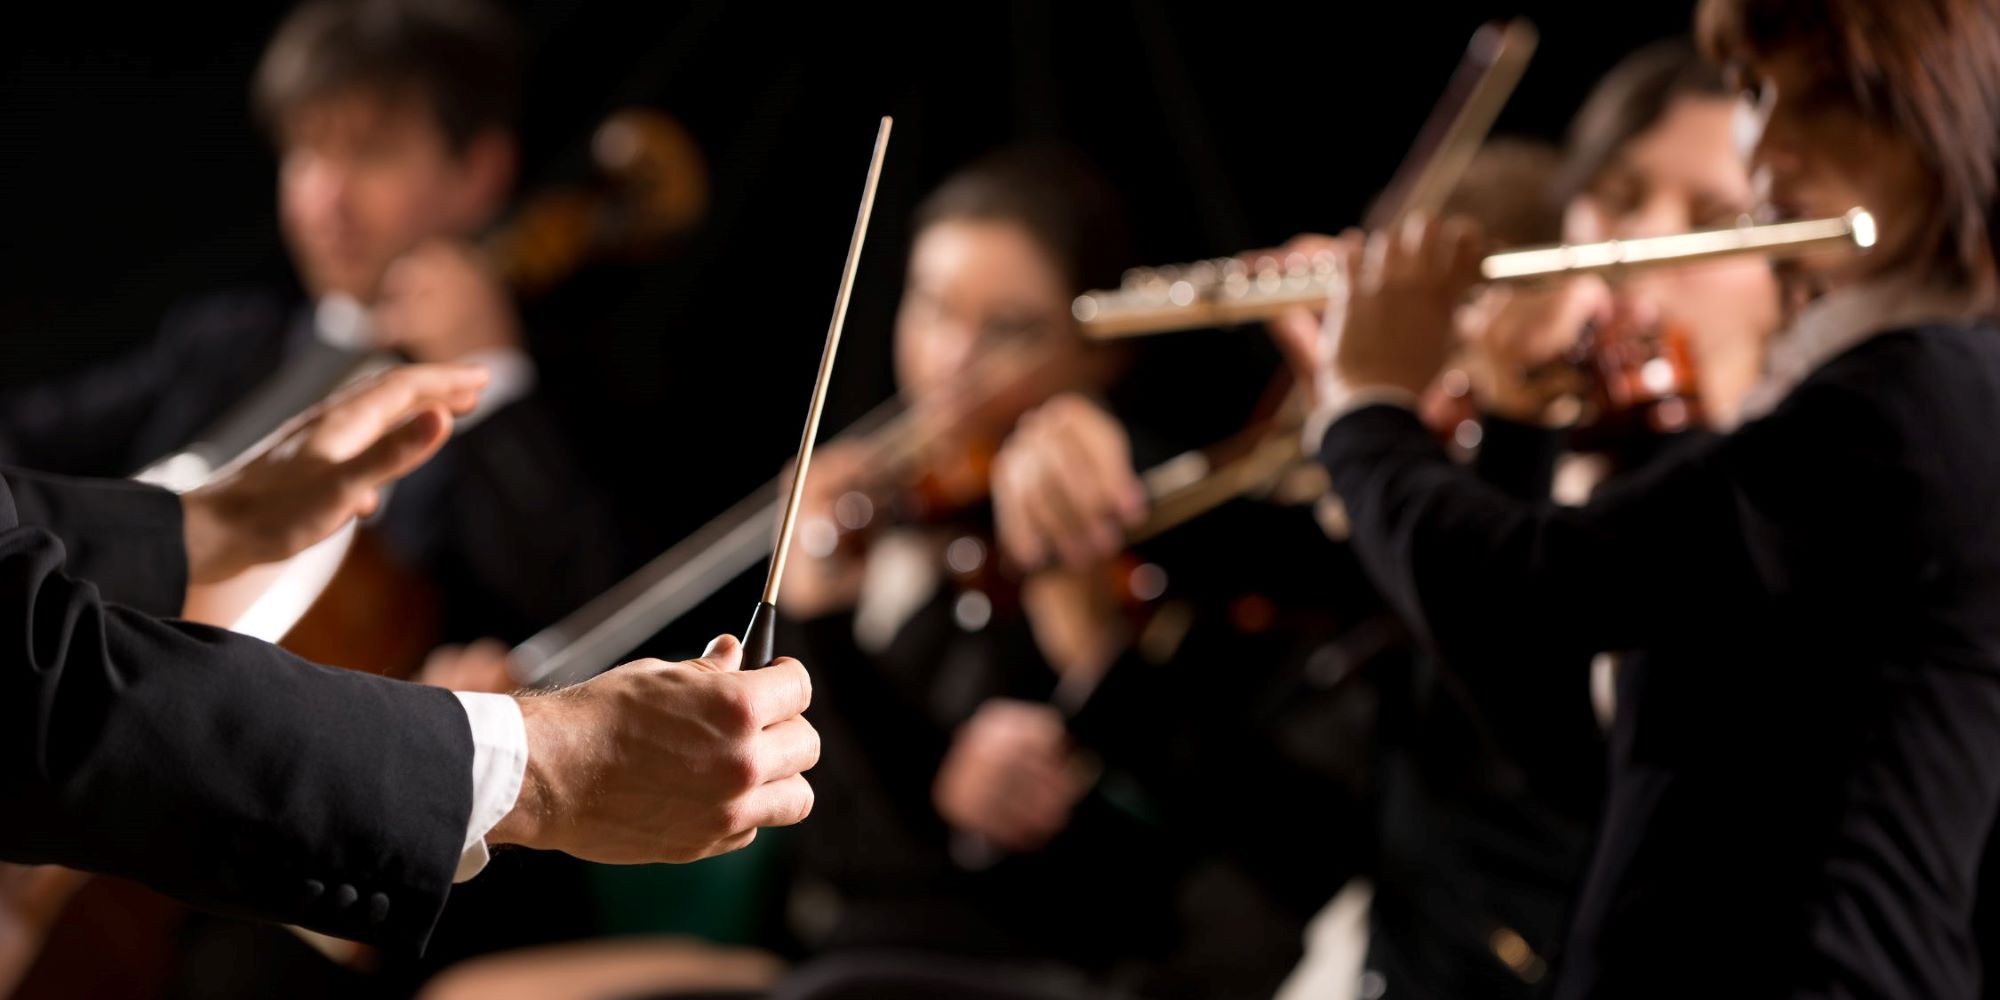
(709, 683), (760, 733)
(720, 746), (762, 793)
(714, 798), (752, 836)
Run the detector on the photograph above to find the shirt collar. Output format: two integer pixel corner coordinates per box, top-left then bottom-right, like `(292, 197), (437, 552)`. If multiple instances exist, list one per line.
(1738, 277), (1978, 420)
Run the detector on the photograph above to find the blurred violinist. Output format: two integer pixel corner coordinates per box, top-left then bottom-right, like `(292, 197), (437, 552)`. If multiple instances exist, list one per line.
(0, 0), (625, 649)
(1286, 1), (2000, 995)
(772, 146), (1231, 999)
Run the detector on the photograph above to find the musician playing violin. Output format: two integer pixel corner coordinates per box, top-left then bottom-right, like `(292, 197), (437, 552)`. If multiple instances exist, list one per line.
(771, 146), (1293, 998)
(0, 0), (625, 650)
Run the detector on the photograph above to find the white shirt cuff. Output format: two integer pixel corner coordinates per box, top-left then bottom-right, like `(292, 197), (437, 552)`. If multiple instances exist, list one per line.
(1302, 376), (1423, 453)
(451, 692), (528, 882)
(456, 347), (539, 431)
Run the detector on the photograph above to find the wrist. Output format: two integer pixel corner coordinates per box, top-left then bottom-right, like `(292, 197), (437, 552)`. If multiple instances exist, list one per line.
(178, 490), (242, 585)
(487, 695), (556, 849)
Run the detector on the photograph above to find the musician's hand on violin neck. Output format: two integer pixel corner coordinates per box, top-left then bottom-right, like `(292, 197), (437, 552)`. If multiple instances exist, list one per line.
(992, 393), (1146, 571)
(373, 240), (524, 362)
(1319, 214), (1487, 399)
(779, 440), (873, 619)
(1464, 277), (1611, 423)
(180, 364), (488, 585)
(491, 634), (819, 865)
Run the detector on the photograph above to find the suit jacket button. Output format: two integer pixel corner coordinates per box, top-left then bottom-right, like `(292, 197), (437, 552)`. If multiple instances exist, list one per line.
(299, 880), (325, 905)
(332, 883), (359, 909)
(367, 892), (391, 923)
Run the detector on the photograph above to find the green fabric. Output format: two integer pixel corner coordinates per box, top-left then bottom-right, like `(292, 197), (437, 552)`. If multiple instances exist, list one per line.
(585, 828), (790, 945)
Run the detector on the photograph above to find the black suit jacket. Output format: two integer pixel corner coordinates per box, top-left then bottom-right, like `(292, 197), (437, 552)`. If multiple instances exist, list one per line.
(0, 468), (474, 951)
(0, 289), (624, 641)
(1320, 324), (2000, 999)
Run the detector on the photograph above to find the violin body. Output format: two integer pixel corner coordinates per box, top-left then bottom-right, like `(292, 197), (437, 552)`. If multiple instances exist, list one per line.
(1567, 315), (1704, 451)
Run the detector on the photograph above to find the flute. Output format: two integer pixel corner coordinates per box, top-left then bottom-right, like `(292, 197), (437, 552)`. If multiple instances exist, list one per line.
(1075, 209), (1877, 340)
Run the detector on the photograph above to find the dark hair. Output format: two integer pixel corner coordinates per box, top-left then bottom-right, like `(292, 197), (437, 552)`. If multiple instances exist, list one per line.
(253, 0), (524, 152)
(912, 144), (1132, 295)
(1444, 138), (1566, 246)
(1556, 38), (1731, 206)
(1698, 0), (2000, 299)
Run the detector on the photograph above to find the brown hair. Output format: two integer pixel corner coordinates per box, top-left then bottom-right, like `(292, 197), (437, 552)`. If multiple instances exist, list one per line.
(1444, 138), (1565, 246)
(912, 144), (1132, 295)
(1556, 38), (1731, 206)
(1698, 0), (2000, 298)
(253, 0), (524, 152)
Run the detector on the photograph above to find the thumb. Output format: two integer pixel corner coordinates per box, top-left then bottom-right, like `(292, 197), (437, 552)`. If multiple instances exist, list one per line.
(340, 406), (452, 492)
(1268, 306), (1327, 387)
(694, 634), (744, 673)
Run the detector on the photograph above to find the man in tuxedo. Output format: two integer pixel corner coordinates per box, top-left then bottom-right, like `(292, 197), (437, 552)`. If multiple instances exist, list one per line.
(1, 364), (819, 953)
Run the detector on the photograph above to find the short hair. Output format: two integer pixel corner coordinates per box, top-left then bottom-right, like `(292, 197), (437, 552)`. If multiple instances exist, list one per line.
(253, 0), (524, 152)
(1445, 138), (1565, 246)
(912, 144), (1132, 295)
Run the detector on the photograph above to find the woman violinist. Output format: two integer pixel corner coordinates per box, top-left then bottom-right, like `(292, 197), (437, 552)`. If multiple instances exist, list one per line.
(772, 146), (1221, 997)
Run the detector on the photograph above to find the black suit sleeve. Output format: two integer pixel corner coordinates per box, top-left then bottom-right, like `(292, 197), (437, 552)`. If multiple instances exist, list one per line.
(0, 467), (188, 615)
(1470, 413), (1564, 502)
(0, 476), (475, 952)
(1317, 383), (1908, 666)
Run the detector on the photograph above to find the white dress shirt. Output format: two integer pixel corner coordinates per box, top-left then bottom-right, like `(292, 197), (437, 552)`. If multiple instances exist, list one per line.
(451, 692), (529, 881)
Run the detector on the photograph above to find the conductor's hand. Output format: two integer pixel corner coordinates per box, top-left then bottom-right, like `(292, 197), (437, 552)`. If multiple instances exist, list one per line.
(180, 364), (488, 585)
(491, 634), (818, 864)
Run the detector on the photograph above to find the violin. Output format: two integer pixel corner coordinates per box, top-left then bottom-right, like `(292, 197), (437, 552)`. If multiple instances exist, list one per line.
(1564, 313), (1704, 447)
